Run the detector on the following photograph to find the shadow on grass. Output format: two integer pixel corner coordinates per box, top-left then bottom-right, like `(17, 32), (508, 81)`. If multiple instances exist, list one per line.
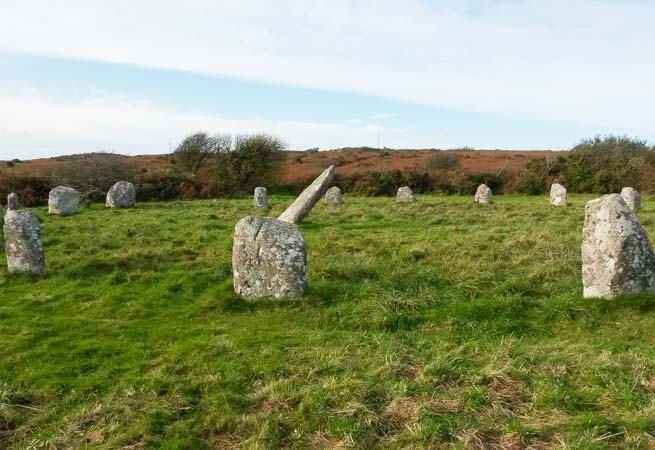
(580, 292), (655, 314)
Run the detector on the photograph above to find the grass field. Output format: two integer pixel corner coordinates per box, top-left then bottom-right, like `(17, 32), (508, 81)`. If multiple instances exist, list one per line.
(2, 195), (655, 449)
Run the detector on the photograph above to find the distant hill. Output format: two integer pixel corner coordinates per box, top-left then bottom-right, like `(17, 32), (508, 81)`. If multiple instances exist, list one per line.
(2, 148), (554, 185)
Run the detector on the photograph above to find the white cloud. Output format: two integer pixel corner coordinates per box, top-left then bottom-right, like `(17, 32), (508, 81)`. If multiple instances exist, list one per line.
(1, 0), (654, 154)
(0, 89), (414, 158)
(370, 113), (394, 121)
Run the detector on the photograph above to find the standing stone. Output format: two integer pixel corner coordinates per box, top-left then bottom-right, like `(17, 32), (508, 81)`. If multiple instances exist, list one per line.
(278, 165), (335, 224)
(48, 186), (80, 215)
(550, 183), (567, 207)
(106, 181), (136, 208)
(4, 210), (45, 275)
(475, 184), (493, 204)
(254, 187), (269, 209)
(232, 216), (307, 299)
(582, 194), (655, 298)
(7, 193), (19, 211)
(396, 186), (415, 203)
(621, 187), (641, 211)
(325, 186), (343, 205)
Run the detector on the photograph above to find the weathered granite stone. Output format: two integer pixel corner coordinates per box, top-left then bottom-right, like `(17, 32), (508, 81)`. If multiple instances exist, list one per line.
(325, 186), (343, 205)
(48, 186), (80, 215)
(582, 194), (655, 298)
(254, 187), (269, 209)
(475, 184), (493, 204)
(232, 216), (307, 299)
(621, 187), (641, 211)
(4, 210), (45, 275)
(7, 193), (19, 211)
(106, 181), (136, 208)
(396, 186), (415, 203)
(550, 183), (567, 207)
(278, 165), (335, 224)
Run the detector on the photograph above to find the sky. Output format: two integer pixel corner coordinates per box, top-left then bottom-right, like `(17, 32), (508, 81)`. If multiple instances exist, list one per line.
(1, 0), (654, 159)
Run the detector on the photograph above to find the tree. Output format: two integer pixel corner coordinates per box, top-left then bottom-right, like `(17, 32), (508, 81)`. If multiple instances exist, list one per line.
(173, 132), (231, 178)
(173, 131), (285, 196)
(229, 134), (285, 190)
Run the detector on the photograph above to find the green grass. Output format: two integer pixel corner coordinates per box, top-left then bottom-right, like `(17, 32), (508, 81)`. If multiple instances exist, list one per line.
(1, 194), (655, 449)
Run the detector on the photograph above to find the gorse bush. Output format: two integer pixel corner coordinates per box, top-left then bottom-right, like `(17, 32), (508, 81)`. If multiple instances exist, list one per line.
(335, 169), (507, 196)
(521, 135), (655, 194)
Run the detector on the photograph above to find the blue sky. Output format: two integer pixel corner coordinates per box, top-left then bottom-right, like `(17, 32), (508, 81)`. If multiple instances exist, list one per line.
(1, 0), (654, 158)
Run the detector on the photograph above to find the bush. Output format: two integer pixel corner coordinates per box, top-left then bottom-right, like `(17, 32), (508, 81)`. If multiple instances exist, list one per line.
(522, 135), (654, 194)
(461, 172), (506, 195)
(173, 132), (285, 197)
(136, 173), (189, 202)
(0, 173), (51, 206)
(173, 132), (231, 178)
(425, 151), (460, 171)
(50, 152), (139, 202)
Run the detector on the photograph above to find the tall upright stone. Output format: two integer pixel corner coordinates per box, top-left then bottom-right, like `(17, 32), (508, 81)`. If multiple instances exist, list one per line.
(278, 166), (335, 224)
(621, 187), (641, 211)
(582, 194), (655, 298)
(254, 187), (269, 209)
(48, 186), (80, 215)
(325, 186), (343, 205)
(4, 210), (45, 275)
(7, 193), (19, 211)
(106, 181), (136, 208)
(232, 216), (307, 299)
(396, 186), (415, 203)
(475, 184), (493, 204)
(550, 183), (567, 207)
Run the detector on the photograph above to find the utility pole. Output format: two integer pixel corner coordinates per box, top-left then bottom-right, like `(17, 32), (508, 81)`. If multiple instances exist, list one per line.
(377, 130), (380, 149)
(169, 138), (172, 153)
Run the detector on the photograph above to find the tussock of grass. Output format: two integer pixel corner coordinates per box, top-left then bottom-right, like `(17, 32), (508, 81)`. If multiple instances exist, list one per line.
(1, 195), (655, 448)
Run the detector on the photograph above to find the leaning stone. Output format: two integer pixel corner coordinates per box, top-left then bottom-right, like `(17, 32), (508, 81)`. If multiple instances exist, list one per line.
(278, 165), (335, 224)
(7, 193), (19, 210)
(396, 186), (415, 203)
(550, 183), (567, 207)
(475, 184), (493, 204)
(106, 181), (136, 208)
(4, 210), (45, 275)
(232, 216), (307, 299)
(582, 194), (655, 298)
(48, 186), (80, 215)
(325, 186), (343, 205)
(621, 187), (641, 211)
(254, 187), (269, 209)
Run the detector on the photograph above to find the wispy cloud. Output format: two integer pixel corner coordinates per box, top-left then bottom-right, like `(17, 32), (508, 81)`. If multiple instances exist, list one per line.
(1, 0), (654, 131)
(0, 0), (654, 157)
(370, 113), (394, 120)
(0, 89), (408, 158)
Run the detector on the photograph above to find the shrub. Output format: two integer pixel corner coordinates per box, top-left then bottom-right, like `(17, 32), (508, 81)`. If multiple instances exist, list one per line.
(50, 152), (139, 202)
(0, 173), (51, 206)
(522, 135), (654, 194)
(174, 132), (285, 197)
(426, 152), (460, 171)
(461, 172), (507, 195)
(173, 132), (231, 178)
